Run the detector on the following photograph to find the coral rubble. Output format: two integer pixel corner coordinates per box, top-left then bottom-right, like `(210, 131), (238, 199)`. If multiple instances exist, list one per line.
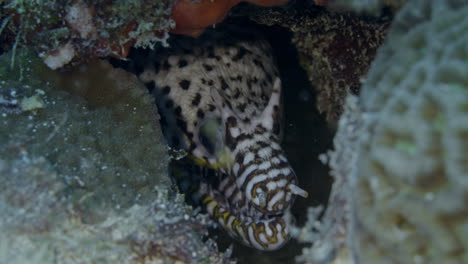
(0, 49), (232, 263)
(296, 0), (468, 263)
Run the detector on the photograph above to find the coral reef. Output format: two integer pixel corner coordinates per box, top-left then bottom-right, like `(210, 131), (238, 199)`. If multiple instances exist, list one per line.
(251, 6), (389, 126)
(0, 0), (294, 69)
(0, 49), (232, 263)
(1, 0), (175, 68)
(3, 0), (466, 263)
(295, 0), (468, 263)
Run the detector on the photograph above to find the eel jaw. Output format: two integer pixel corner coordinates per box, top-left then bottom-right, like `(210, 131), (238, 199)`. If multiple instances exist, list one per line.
(202, 191), (290, 251)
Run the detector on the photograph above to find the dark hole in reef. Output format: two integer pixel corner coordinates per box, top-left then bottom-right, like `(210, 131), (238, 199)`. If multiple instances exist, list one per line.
(109, 18), (333, 264)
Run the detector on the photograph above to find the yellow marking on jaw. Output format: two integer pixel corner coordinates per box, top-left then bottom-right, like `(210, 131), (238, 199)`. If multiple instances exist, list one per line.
(259, 222), (279, 245)
(216, 147), (234, 168)
(221, 211), (230, 223)
(213, 204), (221, 218)
(191, 155), (211, 168)
(272, 200), (285, 212)
(269, 223), (279, 242)
(201, 193), (288, 250)
(231, 217), (245, 239)
(203, 196), (246, 239)
(252, 223), (268, 249)
(202, 196), (214, 205)
(269, 236), (278, 244)
(189, 146), (234, 170)
(231, 218), (243, 232)
(202, 196), (219, 216)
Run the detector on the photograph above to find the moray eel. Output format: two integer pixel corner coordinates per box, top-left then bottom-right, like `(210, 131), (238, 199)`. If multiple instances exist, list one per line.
(139, 31), (308, 250)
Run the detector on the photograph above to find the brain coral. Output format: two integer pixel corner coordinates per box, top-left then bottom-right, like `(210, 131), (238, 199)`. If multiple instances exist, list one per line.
(294, 0), (468, 263)
(350, 0), (468, 263)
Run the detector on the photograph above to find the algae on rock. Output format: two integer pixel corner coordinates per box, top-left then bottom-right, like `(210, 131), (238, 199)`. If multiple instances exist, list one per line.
(0, 49), (231, 263)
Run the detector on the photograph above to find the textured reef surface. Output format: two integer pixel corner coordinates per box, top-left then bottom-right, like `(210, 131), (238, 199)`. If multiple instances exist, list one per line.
(1, 0), (467, 263)
(1, 0), (175, 67)
(251, 5), (389, 127)
(295, 0), (468, 263)
(0, 50), (231, 263)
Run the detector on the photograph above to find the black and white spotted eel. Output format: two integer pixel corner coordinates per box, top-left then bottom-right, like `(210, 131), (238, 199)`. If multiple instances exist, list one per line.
(139, 31), (308, 251)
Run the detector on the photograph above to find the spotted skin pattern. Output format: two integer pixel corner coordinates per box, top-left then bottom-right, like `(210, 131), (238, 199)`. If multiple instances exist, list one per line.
(139, 32), (307, 250)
